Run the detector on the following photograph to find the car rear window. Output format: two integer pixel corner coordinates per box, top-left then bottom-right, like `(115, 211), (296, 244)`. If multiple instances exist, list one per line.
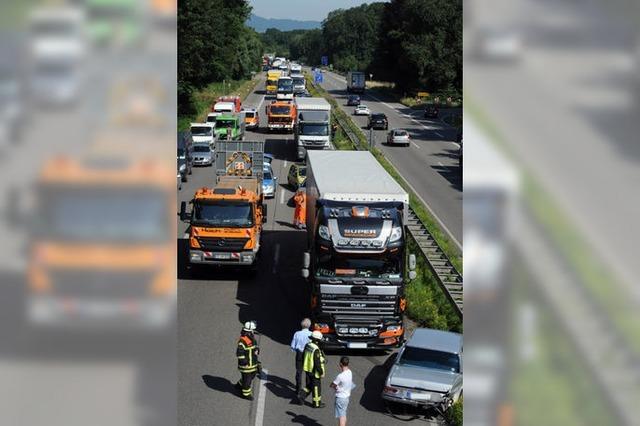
(372, 114), (386, 119)
(395, 130), (408, 136)
(399, 346), (460, 373)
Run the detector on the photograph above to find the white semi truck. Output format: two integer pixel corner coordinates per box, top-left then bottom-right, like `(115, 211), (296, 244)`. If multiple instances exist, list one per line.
(294, 97), (331, 160)
(301, 150), (417, 349)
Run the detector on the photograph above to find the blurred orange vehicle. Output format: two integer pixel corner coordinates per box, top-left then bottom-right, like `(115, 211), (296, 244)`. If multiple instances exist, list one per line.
(243, 108), (260, 129)
(14, 132), (176, 330)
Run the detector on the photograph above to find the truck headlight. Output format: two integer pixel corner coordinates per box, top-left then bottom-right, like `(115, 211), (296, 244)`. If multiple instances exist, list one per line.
(318, 225), (330, 240)
(389, 226), (403, 242)
(386, 325), (401, 332)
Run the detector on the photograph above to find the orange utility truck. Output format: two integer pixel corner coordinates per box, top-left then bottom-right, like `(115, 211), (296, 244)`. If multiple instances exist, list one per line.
(266, 100), (297, 132)
(180, 140), (266, 269)
(20, 136), (176, 330)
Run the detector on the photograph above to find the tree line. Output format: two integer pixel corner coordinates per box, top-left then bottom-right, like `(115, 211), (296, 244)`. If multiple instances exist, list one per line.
(178, 0), (262, 113)
(261, 0), (462, 94)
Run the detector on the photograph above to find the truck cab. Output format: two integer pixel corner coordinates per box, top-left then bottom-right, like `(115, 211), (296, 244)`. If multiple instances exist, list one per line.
(276, 76), (294, 101)
(181, 140), (266, 269)
(214, 113), (245, 141)
(266, 70), (282, 95)
(294, 97), (331, 160)
(267, 101), (296, 132)
(17, 143), (176, 330)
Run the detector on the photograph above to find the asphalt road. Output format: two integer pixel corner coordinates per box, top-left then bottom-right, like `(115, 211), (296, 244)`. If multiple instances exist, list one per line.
(313, 69), (462, 246)
(177, 77), (444, 425)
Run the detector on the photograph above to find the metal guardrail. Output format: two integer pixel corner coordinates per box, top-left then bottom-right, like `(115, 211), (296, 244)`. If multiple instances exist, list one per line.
(309, 76), (464, 316)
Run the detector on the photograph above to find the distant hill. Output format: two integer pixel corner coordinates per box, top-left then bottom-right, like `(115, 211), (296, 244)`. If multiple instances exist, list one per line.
(247, 14), (321, 32)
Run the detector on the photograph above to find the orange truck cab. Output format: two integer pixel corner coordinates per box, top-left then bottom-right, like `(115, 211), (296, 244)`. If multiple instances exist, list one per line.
(180, 140), (266, 268)
(21, 145), (176, 330)
(267, 100), (297, 132)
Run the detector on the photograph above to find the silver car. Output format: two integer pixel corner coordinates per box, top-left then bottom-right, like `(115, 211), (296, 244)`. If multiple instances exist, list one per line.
(191, 142), (213, 166)
(382, 328), (462, 409)
(386, 129), (411, 146)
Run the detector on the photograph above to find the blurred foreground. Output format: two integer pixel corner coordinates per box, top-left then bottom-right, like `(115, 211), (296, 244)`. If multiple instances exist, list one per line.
(465, 0), (640, 424)
(0, 1), (176, 425)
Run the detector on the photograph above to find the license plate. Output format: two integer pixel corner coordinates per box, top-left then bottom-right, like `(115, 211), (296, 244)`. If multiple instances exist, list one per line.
(347, 342), (367, 349)
(211, 253), (231, 260)
(407, 391), (430, 401)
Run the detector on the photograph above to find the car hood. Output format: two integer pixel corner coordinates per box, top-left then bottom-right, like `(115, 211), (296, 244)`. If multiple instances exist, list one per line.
(193, 151), (212, 158)
(388, 364), (459, 393)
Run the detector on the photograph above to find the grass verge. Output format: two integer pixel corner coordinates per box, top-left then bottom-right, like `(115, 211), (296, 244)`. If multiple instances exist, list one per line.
(178, 78), (260, 131)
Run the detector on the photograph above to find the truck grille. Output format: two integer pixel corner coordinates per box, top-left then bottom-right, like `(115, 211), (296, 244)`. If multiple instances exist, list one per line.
(198, 237), (249, 252)
(302, 140), (326, 147)
(320, 295), (396, 316)
(50, 270), (154, 300)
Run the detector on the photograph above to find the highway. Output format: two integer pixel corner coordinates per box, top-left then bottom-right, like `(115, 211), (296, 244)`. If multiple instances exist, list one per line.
(313, 69), (462, 246)
(177, 76), (445, 426)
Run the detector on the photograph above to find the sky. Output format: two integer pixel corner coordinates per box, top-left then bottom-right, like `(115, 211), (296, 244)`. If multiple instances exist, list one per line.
(249, 0), (385, 21)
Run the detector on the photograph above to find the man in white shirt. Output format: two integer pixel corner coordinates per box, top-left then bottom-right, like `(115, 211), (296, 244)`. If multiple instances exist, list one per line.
(290, 318), (312, 402)
(330, 356), (353, 426)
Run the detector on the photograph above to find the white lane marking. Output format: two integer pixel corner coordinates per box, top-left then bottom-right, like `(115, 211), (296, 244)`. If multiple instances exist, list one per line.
(283, 160), (288, 168)
(279, 188), (285, 205)
(411, 142), (420, 149)
(272, 244), (280, 274)
(438, 161), (444, 167)
(254, 368), (269, 426)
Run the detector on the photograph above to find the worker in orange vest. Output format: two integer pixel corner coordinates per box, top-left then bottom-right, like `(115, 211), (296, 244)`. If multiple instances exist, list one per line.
(293, 189), (306, 229)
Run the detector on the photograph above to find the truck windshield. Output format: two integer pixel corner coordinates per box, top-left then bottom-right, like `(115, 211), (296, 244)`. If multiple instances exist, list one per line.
(267, 79), (278, 86)
(41, 189), (168, 242)
(191, 126), (211, 135)
(300, 123), (329, 136)
(278, 80), (293, 91)
(270, 106), (290, 115)
(193, 201), (253, 228)
(315, 252), (401, 279)
(398, 347), (460, 374)
(292, 77), (304, 85)
(216, 119), (235, 129)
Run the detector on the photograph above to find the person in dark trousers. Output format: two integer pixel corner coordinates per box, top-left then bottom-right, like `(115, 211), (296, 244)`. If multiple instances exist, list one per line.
(300, 330), (327, 408)
(290, 318), (312, 403)
(236, 321), (259, 400)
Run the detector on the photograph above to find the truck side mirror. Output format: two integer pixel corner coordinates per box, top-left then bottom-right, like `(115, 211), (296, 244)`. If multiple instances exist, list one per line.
(409, 271), (417, 280)
(179, 201), (190, 221)
(409, 254), (416, 270)
(302, 251), (310, 269)
(301, 269), (309, 279)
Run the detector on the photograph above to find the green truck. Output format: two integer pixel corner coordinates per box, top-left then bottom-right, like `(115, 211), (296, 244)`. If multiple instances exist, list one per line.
(86, 0), (144, 48)
(215, 113), (246, 141)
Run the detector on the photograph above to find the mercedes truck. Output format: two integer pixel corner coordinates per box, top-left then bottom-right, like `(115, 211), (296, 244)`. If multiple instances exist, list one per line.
(301, 151), (417, 349)
(294, 97), (331, 160)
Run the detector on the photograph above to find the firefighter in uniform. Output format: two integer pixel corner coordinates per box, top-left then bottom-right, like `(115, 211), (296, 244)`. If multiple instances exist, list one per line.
(236, 321), (259, 400)
(300, 330), (326, 408)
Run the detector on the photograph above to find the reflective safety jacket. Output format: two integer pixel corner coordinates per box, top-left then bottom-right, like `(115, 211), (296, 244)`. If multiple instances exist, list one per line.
(237, 333), (259, 373)
(302, 341), (325, 379)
